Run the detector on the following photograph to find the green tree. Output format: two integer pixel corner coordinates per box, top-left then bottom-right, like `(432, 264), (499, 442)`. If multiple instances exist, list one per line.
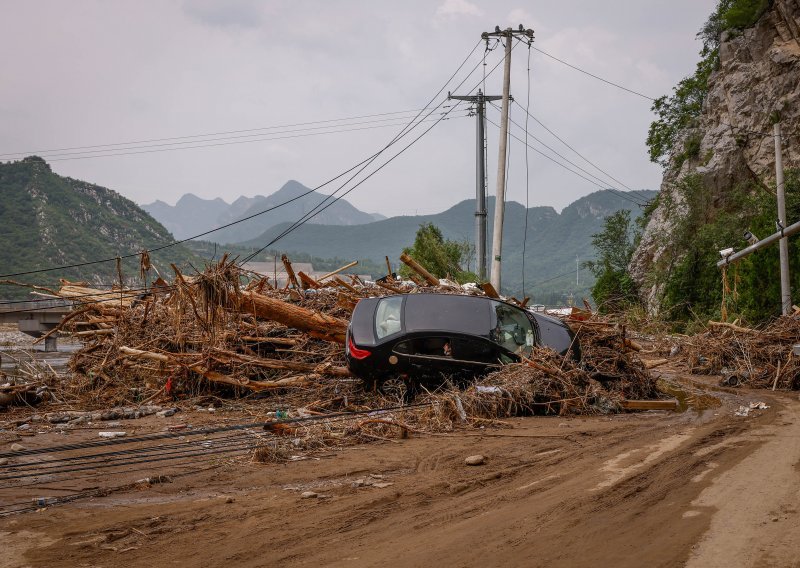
(400, 223), (478, 284)
(583, 211), (640, 312)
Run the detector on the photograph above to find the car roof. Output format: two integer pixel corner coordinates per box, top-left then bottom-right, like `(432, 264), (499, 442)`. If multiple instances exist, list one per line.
(403, 294), (494, 336)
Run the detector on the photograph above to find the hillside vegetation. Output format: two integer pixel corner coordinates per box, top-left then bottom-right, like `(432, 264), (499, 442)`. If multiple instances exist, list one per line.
(0, 157), (198, 299)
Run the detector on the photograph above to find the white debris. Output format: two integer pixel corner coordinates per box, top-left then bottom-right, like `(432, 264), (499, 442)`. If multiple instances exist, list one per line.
(98, 431), (127, 438)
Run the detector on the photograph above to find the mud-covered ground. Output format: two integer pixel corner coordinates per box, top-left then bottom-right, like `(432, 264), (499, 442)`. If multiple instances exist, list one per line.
(1, 358), (798, 568)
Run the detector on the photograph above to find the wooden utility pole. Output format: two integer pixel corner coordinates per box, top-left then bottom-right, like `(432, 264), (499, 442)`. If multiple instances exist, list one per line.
(483, 25), (534, 292)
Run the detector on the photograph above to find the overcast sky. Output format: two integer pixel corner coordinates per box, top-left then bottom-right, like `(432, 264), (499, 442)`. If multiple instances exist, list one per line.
(0, 0), (717, 217)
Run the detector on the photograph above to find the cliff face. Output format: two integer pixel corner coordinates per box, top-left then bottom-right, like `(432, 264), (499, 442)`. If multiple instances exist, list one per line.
(631, 0), (800, 311)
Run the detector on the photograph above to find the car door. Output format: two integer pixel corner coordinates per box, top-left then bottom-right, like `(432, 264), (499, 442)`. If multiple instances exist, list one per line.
(391, 335), (502, 376)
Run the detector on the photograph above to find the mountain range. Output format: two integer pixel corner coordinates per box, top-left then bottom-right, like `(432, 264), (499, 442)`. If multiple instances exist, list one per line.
(234, 189), (656, 298)
(0, 157), (655, 302)
(142, 180), (386, 243)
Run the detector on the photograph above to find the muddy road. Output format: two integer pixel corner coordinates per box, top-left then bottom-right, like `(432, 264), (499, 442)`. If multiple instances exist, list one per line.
(2, 379), (798, 568)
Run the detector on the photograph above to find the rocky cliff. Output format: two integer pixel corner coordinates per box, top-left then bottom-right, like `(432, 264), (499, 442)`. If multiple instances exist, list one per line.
(631, 0), (800, 312)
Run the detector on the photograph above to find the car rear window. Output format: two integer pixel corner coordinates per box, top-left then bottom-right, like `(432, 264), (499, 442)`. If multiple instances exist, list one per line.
(375, 296), (403, 339)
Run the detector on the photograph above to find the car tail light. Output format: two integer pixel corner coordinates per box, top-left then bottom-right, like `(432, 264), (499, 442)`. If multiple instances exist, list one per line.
(348, 336), (371, 359)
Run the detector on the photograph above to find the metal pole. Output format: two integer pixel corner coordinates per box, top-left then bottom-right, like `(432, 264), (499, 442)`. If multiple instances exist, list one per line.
(475, 91), (487, 281)
(775, 122), (791, 315)
(490, 29), (513, 292)
(718, 217), (800, 267)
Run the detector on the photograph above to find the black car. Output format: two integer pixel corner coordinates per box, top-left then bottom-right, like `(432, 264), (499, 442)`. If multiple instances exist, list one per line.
(345, 293), (579, 387)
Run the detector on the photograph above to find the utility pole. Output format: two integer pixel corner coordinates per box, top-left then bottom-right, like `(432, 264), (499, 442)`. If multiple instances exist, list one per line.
(448, 89), (502, 281)
(775, 120), (791, 315)
(483, 25), (534, 292)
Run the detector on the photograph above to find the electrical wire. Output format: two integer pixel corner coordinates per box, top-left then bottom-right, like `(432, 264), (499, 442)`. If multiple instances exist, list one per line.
(532, 46), (656, 101)
(489, 102), (649, 206)
(35, 114), (471, 162)
(532, 46), (791, 141)
(242, 39), (516, 261)
(0, 41), (485, 281)
(0, 439), (256, 481)
(0, 108), (429, 158)
(522, 42), (532, 298)
(485, 114), (646, 207)
(531, 268), (578, 287)
(0, 432), (252, 473)
(0, 402), (432, 460)
(511, 100), (653, 202)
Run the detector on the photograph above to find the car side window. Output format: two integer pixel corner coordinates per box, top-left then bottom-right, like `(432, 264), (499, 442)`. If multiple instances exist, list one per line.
(451, 337), (497, 363)
(375, 296), (403, 339)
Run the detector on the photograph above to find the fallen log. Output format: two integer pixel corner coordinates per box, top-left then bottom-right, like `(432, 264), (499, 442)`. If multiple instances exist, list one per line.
(211, 350), (352, 377)
(399, 252), (439, 286)
(238, 290), (348, 344)
(376, 281), (404, 294)
(644, 358), (669, 369)
(707, 320), (759, 334)
(297, 271), (321, 290)
(333, 276), (360, 295)
(317, 260), (358, 283)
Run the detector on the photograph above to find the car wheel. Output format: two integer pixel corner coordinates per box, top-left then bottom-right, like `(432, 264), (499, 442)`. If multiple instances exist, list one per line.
(379, 377), (412, 403)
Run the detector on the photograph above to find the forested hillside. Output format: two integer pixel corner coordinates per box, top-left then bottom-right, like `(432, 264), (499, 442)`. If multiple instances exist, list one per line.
(0, 157), (198, 299)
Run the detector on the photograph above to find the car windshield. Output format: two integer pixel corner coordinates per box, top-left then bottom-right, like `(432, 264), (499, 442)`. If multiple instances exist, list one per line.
(375, 296), (403, 339)
(489, 300), (534, 357)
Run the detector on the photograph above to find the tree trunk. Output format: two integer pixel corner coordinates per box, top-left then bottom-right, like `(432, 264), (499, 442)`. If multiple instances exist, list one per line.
(238, 291), (348, 344)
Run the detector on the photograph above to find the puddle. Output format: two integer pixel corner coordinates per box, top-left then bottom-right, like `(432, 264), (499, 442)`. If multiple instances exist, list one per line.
(657, 379), (722, 413)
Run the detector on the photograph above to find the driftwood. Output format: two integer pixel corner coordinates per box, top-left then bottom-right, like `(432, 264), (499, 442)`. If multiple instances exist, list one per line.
(707, 320), (760, 334)
(399, 252), (439, 286)
(481, 282), (500, 298)
(281, 254), (301, 290)
(297, 271), (321, 290)
(317, 260), (358, 283)
(238, 290), (347, 344)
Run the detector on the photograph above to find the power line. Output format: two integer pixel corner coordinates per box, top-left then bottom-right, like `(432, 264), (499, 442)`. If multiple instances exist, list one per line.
(485, 114), (647, 207)
(532, 46), (656, 101)
(511, 100), (653, 202)
(0, 108), (429, 157)
(241, 38), (506, 262)
(0, 41), (485, 281)
(26, 113), (471, 162)
(489, 102), (648, 206)
(522, 43), (532, 298)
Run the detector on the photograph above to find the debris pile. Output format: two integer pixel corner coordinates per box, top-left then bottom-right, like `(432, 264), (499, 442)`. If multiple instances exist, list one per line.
(682, 318), (800, 389)
(3, 255), (662, 442)
(432, 323), (658, 419)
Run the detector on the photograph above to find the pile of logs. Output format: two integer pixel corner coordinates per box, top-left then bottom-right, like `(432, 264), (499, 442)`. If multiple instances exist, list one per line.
(6, 253), (664, 427)
(33, 254), (492, 408)
(682, 317), (800, 389)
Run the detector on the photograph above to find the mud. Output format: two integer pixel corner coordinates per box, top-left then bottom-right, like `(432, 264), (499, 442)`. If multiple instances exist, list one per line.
(1, 373), (797, 568)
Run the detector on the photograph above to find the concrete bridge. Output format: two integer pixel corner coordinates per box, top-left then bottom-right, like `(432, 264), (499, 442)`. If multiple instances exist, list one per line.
(0, 299), (73, 351)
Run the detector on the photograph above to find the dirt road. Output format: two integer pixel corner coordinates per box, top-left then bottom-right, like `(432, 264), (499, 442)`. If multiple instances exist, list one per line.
(1, 384), (798, 568)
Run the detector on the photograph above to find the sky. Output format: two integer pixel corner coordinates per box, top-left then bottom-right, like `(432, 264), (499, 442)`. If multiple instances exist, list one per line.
(0, 0), (717, 217)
